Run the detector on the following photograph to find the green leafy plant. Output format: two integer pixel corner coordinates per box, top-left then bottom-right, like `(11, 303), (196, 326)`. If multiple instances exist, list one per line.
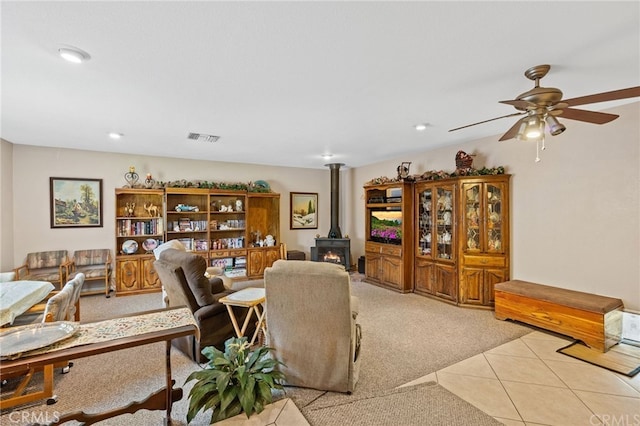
(185, 337), (286, 424)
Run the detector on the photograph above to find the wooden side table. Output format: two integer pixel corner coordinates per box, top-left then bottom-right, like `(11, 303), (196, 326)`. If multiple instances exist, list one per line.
(219, 287), (266, 345)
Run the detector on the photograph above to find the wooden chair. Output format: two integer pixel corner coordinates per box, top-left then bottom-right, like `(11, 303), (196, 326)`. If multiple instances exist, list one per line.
(14, 250), (69, 290)
(66, 249), (112, 297)
(0, 278), (81, 409)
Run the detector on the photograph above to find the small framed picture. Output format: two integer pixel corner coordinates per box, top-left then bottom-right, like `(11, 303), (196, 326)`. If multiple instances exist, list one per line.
(50, 177), (103, 228)
(290, 192), (318, 229)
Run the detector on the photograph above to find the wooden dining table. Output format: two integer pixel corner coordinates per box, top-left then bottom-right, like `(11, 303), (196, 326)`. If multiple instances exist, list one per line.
(0, 280), (55, 326)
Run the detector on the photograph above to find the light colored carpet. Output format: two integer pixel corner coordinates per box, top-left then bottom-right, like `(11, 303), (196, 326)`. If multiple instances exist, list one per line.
(302, 381), (502, 426)
(1, 280), (531, 425)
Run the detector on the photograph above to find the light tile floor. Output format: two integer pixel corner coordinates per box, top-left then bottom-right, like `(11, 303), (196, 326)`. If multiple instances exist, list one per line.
(221, 330), (640, 425)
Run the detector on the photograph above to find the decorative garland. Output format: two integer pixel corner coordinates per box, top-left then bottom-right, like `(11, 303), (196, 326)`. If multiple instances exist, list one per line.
(366, 166), (505, 186)
(128, 179), (272, 192)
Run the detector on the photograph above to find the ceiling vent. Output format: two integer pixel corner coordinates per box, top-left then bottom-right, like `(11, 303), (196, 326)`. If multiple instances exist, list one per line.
(187, 133), (220, 143)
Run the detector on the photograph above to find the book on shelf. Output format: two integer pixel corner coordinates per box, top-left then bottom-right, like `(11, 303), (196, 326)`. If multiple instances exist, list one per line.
(194, 239), (208, 251)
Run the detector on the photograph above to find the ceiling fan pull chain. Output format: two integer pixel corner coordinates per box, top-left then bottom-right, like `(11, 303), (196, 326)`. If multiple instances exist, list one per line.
(535, 138), (541, 163)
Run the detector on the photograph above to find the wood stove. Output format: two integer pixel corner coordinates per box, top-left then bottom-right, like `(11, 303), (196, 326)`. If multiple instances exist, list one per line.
(310, 163), (351, 270)
(311, 238), (351, 270)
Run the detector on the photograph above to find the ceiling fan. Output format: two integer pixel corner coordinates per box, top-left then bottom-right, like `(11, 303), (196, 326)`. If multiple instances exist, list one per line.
(449, 64), (640, 143)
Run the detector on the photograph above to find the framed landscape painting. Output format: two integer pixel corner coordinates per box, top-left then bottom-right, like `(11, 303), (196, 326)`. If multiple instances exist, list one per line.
(290, 192), (318, 229)
(50, 177), (103, 228)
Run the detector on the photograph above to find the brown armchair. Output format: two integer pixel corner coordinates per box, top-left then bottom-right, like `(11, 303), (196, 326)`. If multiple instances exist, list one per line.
(154, 248), (253, 363)
(14, 250), (69, 290)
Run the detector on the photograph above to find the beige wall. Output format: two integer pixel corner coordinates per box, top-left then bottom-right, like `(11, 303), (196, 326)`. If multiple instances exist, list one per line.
(5, 102), (639, 310)
(9, 148), (340, 271)
(0, 139), (15, 269)
(349, 102), (640, 310)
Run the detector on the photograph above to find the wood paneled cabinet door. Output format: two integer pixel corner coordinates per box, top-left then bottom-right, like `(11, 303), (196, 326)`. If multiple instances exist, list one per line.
(141, 256), (161, 290)
(460, 267), (507, 306)
(414, 257), (435, 295)
(434, 263), (457, 302)
(247, 246), (281, 279)
(380, 254), (403, 289)
(116, 256), (160, 295)
(364, 242), (407, 291)
(364, 250), (382, 283)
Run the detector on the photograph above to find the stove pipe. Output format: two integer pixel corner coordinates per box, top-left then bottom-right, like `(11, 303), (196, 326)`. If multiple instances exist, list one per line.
(327, 163), (345, 238)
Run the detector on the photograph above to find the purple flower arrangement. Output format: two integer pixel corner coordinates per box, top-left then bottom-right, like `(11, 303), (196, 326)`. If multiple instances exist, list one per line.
(371, 227), (402, 244)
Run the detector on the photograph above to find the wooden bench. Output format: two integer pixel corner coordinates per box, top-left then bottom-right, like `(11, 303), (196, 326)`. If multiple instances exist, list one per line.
(494, 280), (624, 352)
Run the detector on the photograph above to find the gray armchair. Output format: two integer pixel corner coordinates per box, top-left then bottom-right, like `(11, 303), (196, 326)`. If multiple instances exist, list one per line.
(264, 260), (362, 393)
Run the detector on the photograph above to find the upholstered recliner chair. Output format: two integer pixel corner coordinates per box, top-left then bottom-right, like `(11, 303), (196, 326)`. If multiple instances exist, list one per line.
(154, 248), (253, 363)
(264, 260), (362, 393)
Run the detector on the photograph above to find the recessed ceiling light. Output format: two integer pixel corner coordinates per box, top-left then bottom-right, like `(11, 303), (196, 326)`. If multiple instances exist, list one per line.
(108, 132), (123, 140)
(322, 153), (333, 160)
(414, 123), (428, 131)
(58, 46), (91, 64)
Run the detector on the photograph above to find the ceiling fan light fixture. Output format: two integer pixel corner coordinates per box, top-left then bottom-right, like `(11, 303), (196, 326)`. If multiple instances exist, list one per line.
(545, 115), (566, 136)
(524, 116), (542, 139)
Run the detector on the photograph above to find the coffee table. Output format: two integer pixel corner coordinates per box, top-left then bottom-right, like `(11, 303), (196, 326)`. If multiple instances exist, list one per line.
(219, 287), (266, 345)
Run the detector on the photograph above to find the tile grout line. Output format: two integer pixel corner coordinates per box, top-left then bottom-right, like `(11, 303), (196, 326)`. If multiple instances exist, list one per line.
(481, 341), (526, 424)
(520, 336), (605, 425)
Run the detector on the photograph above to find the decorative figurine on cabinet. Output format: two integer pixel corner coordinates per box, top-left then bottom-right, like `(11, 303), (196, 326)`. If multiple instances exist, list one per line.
(144, 202), (159, 217)
(235, 199), (243, 212)
(125, 203), (136, 217)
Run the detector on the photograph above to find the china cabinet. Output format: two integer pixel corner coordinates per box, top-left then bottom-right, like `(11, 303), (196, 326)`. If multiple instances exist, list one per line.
(414, 182), (457, 303)
(413, 175), (510, 307)
(458, 176), (510, 307)
(363, 182), (414, 292)
(114, 188), (164, 295)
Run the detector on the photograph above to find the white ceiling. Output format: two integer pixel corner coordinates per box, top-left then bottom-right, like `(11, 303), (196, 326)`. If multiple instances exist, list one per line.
(2, 1), (639, 169)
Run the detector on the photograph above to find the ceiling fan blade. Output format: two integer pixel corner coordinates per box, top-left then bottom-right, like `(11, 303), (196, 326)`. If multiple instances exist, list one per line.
(449, 112), (525, 132)
(499, 117), (527, 141)
(558, 107), (619, 124)
(499, 99), (534, 109)
(563, 86), (640, 107)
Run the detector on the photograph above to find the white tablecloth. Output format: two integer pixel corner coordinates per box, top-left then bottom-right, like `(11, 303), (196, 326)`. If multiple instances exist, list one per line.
(0, 281), (54, 326)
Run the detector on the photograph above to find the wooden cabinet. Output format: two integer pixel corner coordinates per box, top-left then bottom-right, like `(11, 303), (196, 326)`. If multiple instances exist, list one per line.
(459, 176), (510, 307)
(116, 187), (282, 291)
(414, 181), (458, 303)
(115, 189), (165, 296)
(363, 182), (413, 292)
(115, 255), (161, 295)
(413, 174), (511, 308)
(247, 246), (281, 279)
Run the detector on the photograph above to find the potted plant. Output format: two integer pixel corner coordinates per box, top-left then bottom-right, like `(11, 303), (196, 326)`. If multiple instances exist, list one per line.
(185, 337), (286, 424)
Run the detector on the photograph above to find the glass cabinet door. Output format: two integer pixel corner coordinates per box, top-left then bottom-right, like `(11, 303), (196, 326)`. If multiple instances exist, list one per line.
(463, 183), (481, 252)
(486, 183), (505, 253)
(463, 182), (506, 253)
(417, 188), (433, 257)
(435, 186), (454, 260)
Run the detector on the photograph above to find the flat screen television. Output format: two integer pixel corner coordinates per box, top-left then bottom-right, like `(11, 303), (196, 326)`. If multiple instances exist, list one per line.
(369, 207), (402, 245)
